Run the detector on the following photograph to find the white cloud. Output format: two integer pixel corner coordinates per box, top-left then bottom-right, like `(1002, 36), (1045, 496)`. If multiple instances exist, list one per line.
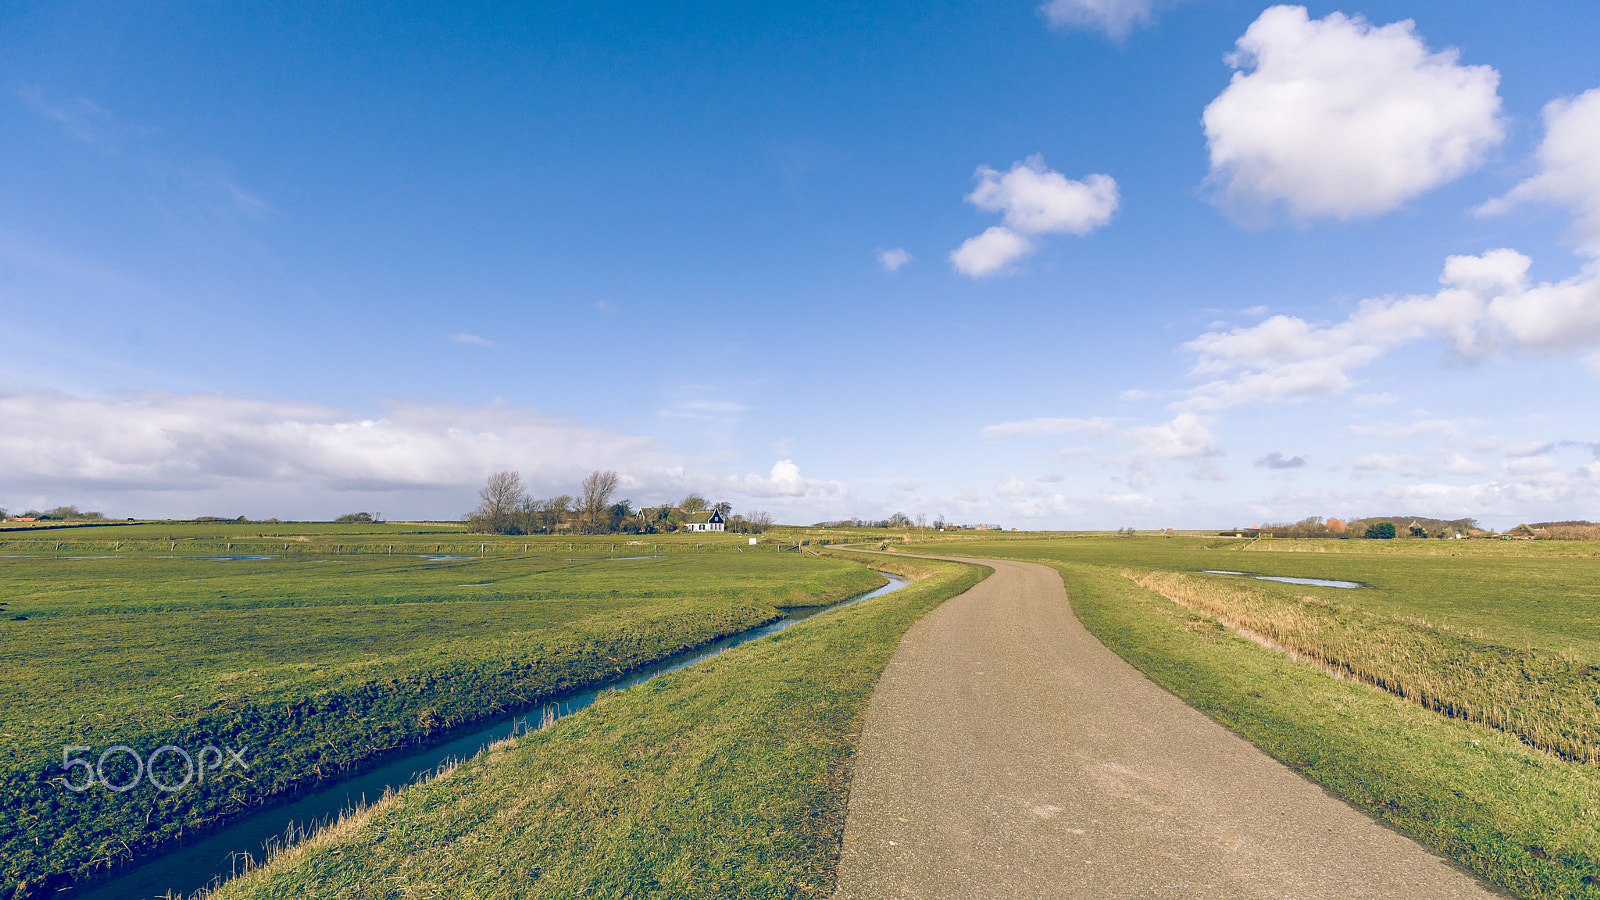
(0, 389), (693, 518)
(1181, 248), (1600, 410)
(1442, 454), (1488, 476)
(451, 333), (492, 346)
(1121, 413), (1219, 462)
(1479, 88), (1600, 257)
(1119, 389), (1150, 401)
(1255, 451), (1306, 469)
(1347, 417), (1479, 440)
(876, 247), (913, 271)
(1202, 5), (1503, 220)
(981, 416), (1120, 438)
(1040, 0), (1155, 39)
(950, 226), (1033, 277)
(1352, 453), (1417, 472)
(951, 156), (1118, 278)
(996, 475), (1039, 496)
(0, 389), (872, 523)
(967, 157), (1120, 236)
(733, 459), (851, 504)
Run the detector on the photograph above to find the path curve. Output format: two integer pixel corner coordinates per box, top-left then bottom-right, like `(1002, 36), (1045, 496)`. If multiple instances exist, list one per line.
(833, 554), (1504, 899)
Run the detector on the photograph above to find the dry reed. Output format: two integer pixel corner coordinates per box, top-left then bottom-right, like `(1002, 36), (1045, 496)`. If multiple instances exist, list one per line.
(1125, 569), (1600, 765)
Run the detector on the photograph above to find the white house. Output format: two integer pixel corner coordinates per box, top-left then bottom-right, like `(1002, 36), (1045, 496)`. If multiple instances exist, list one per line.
(682, 510), (726, 532)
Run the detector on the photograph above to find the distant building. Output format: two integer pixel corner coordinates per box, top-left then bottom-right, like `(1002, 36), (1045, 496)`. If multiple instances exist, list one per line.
(1325, 517), (1347, 534)
(682, 509), (726, 533)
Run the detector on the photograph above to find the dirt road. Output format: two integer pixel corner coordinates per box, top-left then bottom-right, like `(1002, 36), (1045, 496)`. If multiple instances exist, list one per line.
(832, 556), (1503, 899)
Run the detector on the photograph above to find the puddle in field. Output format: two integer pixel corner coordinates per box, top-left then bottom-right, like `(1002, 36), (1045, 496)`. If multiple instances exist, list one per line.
(63, 572), (911, 900)
(456, 583), (493, 587)
(1202, 570), (1362, 589)
(418, 555), (472, 561)
(163, 555), (276, 561)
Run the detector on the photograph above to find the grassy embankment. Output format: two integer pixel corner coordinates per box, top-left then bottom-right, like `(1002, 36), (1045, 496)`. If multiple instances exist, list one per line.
(196, 550), (985, 899)
(885, 533), (1600, 899)
(0, 528), (885, 897)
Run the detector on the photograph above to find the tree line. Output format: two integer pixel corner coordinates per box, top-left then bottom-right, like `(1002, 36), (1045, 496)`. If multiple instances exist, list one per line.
(1, 505), (105, 521)
(466, 470), (772, 535)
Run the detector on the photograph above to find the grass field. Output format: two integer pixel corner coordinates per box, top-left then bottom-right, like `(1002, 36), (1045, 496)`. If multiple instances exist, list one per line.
(0, 528), (886, 897)
(883, 533), (1600, 899)
(200, 552), (985, 900)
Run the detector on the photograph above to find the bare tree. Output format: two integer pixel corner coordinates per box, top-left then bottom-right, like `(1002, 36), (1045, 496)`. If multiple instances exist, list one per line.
(679, 492), (708, 513)
(471, 470), (527, 534)
(580, 470), (620, 533)
(530, 494), (572, 532)
(749, 510), (773, 532)
(712, 500), (733, 516)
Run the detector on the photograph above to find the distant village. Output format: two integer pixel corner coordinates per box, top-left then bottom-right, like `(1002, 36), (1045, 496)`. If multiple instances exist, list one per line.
(1224, 515), (1600, 541)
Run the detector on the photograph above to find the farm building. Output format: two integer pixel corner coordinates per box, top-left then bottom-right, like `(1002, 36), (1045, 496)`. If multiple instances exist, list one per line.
(682, 509), (726, 532)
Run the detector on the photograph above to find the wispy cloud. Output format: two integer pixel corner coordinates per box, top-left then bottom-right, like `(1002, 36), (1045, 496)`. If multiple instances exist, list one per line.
(1040, 0), (1156, 40)
(981, 416), (1121, 438)
(1255, 451), (1306, 469)
(658, 399), (747, 420)
(16, 85), (275, 220)
(451, 333), (492, 347)
(16, 85), (125, 148)
(1180, 248), (1600, 411)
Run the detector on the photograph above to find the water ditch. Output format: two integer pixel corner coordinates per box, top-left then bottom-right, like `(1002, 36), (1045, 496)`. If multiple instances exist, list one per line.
(64, 572), (911, 900)
(1201, 570), (1363, 589)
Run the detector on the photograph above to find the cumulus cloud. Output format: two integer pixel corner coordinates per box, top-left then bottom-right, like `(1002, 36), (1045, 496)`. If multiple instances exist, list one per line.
(1255, 452), (1306, 469)
(876, 247), (913, 271)
(1203, 5), (1503, 220)
(951, 156), (1119, 277)
(1182, 248), (1600, 410)
(1040, 0), (1155, 39)
(1479, 88), (1600, 256)
(949, 227), (1033, 277)
(732, 459), (851, 504)
(1121, 413), (1220, 462)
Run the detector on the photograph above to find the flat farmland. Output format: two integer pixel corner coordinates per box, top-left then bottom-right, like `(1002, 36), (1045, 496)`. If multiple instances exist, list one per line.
(0, 529), (884, 895)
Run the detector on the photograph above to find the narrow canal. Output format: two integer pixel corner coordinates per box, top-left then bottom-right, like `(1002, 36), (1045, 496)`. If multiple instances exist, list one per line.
(67, 572), (911, 900)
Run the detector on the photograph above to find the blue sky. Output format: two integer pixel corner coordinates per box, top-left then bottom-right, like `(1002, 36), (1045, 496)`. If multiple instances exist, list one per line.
(3, 0), (1598, 529)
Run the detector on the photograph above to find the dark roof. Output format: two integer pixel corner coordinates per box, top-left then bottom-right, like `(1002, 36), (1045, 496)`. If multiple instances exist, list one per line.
(682, 510), (724, 524)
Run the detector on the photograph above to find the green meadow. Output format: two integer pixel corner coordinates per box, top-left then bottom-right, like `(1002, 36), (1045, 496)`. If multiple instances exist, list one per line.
(205, 552), (985, 900)
(0, 527), (885, 896)
(883, 532), (1600, 899)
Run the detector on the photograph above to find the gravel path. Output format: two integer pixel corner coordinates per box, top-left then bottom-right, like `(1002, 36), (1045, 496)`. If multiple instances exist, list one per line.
(832, 556), (1504, 899)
